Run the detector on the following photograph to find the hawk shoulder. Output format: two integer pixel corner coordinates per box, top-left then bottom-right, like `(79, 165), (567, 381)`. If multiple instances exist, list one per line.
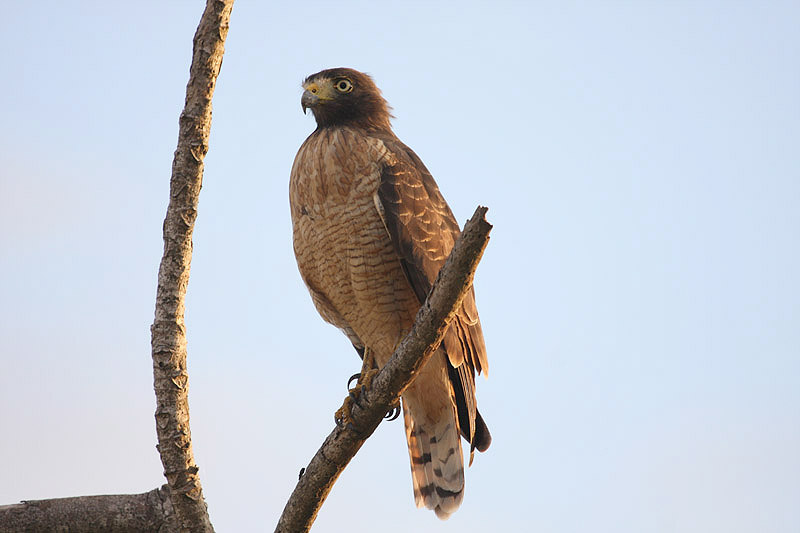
(374, 135), (490, 450)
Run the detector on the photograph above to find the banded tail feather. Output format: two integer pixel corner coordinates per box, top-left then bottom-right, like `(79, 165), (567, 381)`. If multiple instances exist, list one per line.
(403, 402), (465, 519)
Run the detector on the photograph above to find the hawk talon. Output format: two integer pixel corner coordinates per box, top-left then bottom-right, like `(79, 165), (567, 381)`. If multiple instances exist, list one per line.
(347, 370), (376, 406)
(384, 404), (401, 421)
(334, 397), (365, 435)
(348, 384), (369, 404)
(347, 373), (361, 389)
(334, 397), (353, 428)
(336, 363), (379, 430)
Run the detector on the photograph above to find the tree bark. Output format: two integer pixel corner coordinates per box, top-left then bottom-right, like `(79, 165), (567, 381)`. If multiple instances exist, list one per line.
(0, 486), (176, 533)
(150, 1), (233, 532)
(274, 206), (493, 533)
(0, 3), (233, 532)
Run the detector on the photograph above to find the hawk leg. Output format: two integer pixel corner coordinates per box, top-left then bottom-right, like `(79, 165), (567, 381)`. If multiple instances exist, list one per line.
(335, 348), (378, 429)
(334, 347), (402, 427)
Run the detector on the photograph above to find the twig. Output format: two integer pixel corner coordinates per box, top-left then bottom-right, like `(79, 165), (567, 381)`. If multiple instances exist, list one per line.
(275, 206), (492, 533)
(150, 1), (233, 532)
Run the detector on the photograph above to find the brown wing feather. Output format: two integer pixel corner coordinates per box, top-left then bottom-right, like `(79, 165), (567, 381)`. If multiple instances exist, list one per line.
(375, 135), (490, 452)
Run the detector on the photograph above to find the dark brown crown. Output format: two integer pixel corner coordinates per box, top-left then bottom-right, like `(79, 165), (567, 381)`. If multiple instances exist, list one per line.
(303, 67), (393, 131)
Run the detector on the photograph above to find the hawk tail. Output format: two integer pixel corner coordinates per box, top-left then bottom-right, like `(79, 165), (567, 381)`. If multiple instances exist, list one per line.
(403, 401), (464, 520)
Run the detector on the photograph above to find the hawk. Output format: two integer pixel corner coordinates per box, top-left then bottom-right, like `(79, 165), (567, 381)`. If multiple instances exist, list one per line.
(289, 67), (490, 519)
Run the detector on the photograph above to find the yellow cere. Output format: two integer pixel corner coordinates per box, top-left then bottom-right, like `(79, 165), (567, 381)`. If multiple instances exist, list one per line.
(303, 80), (336, 100)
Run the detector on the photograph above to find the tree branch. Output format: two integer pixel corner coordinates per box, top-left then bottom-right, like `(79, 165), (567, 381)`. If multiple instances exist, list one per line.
(150, 1), (233, 532)
(0, 486), (176, 533)
(275, 206), (493, 533)
(0, 3), (233, 532)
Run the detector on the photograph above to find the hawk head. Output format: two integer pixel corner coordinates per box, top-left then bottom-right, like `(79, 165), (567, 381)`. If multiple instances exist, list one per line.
(301, 67), (393, 131)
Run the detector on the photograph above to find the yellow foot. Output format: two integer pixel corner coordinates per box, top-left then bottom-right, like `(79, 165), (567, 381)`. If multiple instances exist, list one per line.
(335, 366), (378, 428)
(334, 347), (401, 427)
(334, 395), (355, 428)
(356, 366), (377, 391)
(335, 345), (376, 429)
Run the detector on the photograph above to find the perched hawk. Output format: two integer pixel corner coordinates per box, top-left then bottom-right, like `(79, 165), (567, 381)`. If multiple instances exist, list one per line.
(289, 67), (490, 519)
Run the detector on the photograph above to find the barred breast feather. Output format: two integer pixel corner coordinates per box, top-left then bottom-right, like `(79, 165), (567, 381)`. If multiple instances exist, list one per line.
(290, 121), (490, 519)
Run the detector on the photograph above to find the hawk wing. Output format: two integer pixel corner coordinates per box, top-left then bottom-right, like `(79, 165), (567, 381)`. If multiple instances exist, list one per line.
(375, 135), (491, 453)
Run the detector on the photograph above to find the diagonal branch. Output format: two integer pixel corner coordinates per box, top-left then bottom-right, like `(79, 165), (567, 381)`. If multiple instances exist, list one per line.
(150, 1), (233, 532)
(275, 206), (493, 533)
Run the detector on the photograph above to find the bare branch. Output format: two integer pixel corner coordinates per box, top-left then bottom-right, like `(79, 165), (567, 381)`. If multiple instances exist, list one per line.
(0, 3), (234, 531)
(150, 1), (233, 532)
(275, 206), (493, 533)
(0, 486), (176, 533)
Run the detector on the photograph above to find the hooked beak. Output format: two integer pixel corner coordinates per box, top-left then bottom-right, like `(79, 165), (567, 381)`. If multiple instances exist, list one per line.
(301, 90), (319, 114)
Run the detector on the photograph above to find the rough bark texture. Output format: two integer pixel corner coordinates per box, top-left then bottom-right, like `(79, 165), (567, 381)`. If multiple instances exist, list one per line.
(0, 486), (177, 533)
(274, 206), (492, 533)
(0, 3), (232, 532)
(150, 1), (233, 532)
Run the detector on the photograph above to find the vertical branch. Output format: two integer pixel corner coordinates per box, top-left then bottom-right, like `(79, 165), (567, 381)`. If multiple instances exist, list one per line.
(150, 1), (233, 532)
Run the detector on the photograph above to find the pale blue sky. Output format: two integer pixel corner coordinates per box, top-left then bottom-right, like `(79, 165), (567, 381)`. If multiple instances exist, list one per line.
(1, 2), (798, 532)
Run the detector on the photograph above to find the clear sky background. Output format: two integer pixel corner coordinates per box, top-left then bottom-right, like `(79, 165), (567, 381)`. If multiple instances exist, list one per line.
(1, 2), (798, 532)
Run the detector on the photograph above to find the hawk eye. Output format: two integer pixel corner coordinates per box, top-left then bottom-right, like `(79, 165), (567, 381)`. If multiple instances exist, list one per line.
(335, 79), (353, 93)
